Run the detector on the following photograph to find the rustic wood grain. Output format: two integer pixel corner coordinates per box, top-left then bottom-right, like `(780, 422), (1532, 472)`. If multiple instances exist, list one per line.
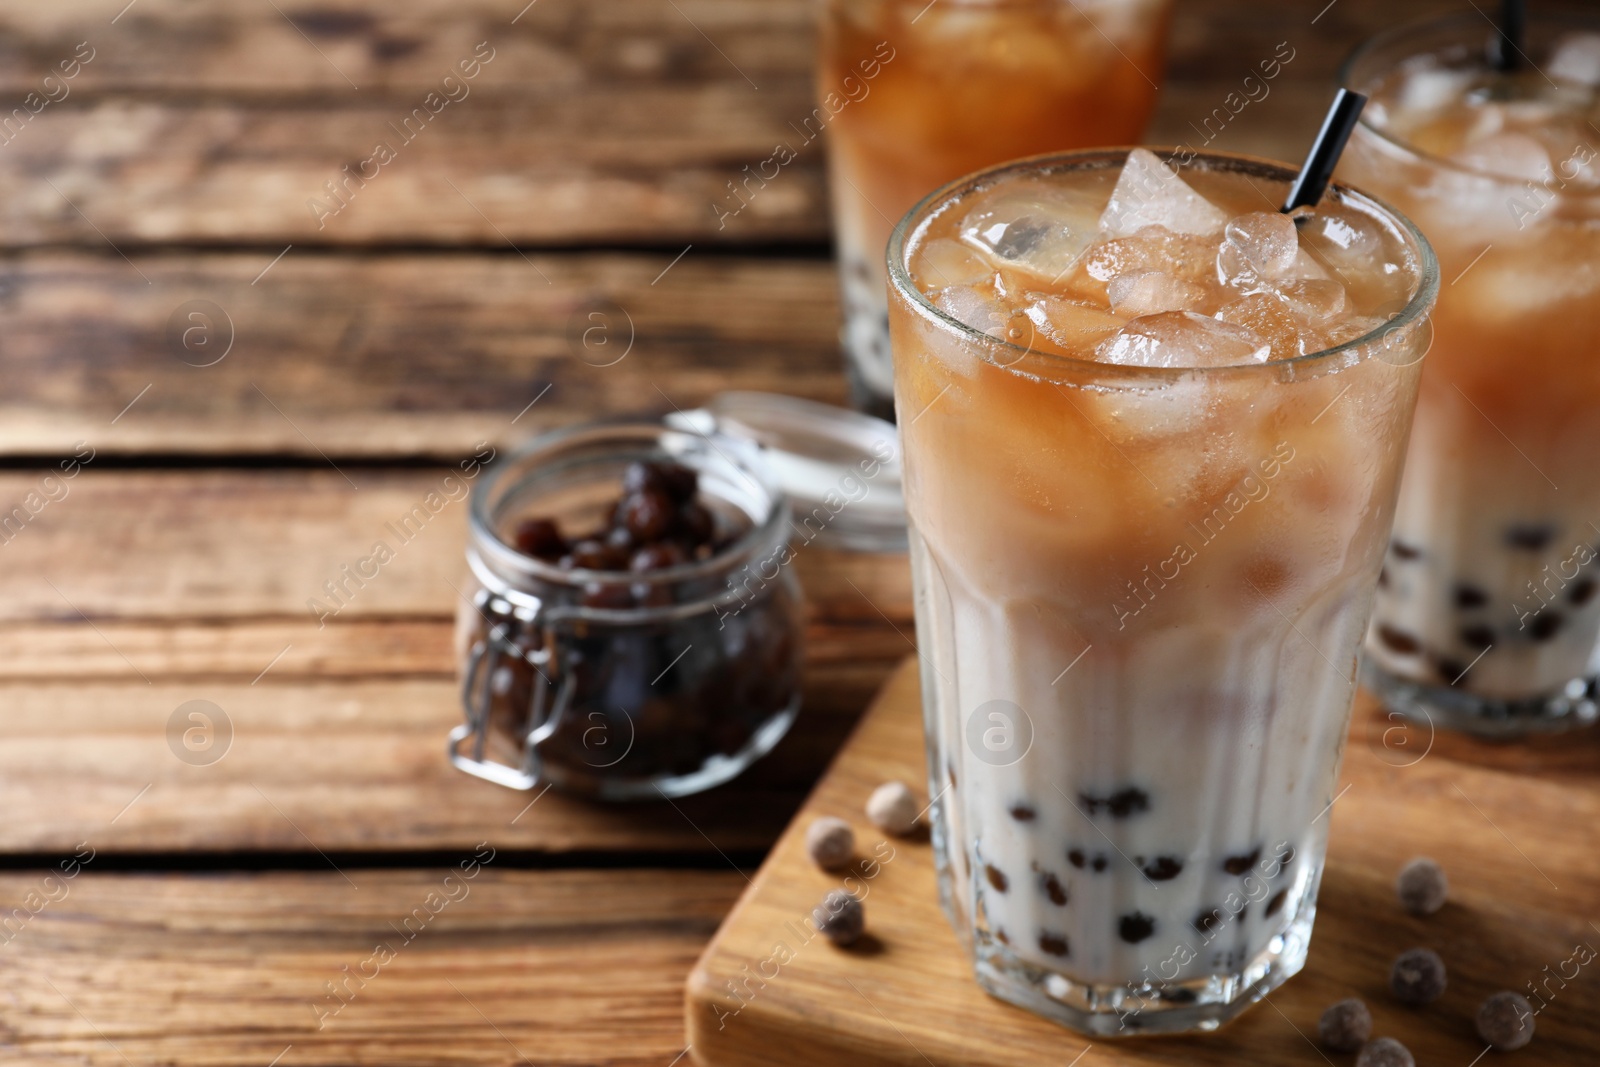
(0, 468), (910, 854)
(5, 0), (1587, 248)
(0, 471), (911, 625)
(687, 660), (1600, 1066)
(0, 252), (843, 458)
(0, 868), (740, 1066)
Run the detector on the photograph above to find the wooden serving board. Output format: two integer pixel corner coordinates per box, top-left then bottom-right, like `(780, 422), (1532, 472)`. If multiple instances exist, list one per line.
(687, 659), (1600, 1066)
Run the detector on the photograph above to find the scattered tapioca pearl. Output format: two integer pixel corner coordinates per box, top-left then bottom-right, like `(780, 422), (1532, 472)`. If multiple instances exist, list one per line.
(1078, 787), (1150, 818)
(994, 927), (1010, 945)
(1459, 624), (1495, 650)
(805, 816), (855, 872)
(1038, 931), (1070, 957)
(1356, 1037), (1414, 1067)
(813, 890), (865, 947)
(1193, 908), (1225, 935)
(1389, 947), (1446, 1005)
(1390, 539), (1423, 560)
(1318, 998), (1372, 1052)
(1040, 871), (1068, 906)
(1222, 847), (1262, 876)
(1505, 523), (1556, 550)
(1091, 855), (1108, 872)
(1395, 857), (1447, 916)
(1118, 912), (1156, 943)
(1453, 583), (1488, 609)
(1529, 612), (1565, 641)
(1476, 991), (1536, 1050)
(1009, 803), (1036, 822)
(1265, 888), (1288, 917)
(1571, 578), (1598, 607)
(1141, 856), (1184, 881)
(985, 864), (1010, 893)
(1376, 624), (1423, 655)
(865, 781), (920, 835)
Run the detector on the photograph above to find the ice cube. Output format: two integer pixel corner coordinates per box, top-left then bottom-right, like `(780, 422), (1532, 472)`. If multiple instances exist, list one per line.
(1095, 311), (1270, 369)
(1107, 271), (1208, 317)
(1083, 225), (1222, 290)
(913, 237), (995, 289)
(1021, 293), (1125, 353)
(1099, 148), (1228, 238)
(1224, 212), (1300, 275)
(1276, 279), (1348, 324)
(1550, 32), (1600, 87)
(1295, 207), (1385, 276)
(1215, 293), (1316, 361)
(960, 182), (1103, 281)
(1398, 67), (1476, 113)
(932, 284), (1006, 339)
(1452, 132), (1552, 182)
(1321, 314), (1388, 346)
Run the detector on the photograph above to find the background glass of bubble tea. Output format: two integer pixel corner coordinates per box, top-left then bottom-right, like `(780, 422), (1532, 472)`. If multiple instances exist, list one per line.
(818, 0), (1172, 419)
(1341, 14), (1600, 737)
(887, 149), (1437, 1036)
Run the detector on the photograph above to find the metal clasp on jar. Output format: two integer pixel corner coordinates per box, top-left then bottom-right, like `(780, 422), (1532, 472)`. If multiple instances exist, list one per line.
(448, 583), (577, 790)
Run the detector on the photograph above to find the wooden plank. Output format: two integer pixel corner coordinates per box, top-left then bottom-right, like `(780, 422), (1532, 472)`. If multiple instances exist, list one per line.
(0, 252), (842, 458)
(0, 471), (911, 624)
(0, 468), (912, 853)
(0, 867), (738, 1065)
(4, 0), (1580, 247)
(687, 660), (1600, 1065)
(0, 668), (880, 855)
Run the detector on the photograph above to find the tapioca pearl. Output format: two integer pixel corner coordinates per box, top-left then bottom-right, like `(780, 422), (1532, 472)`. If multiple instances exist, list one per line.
(1009, 803), (1036, 822)
(1459, 624), (1496, 650)
(1091, 855), (1109, 873)
(1067, 848), (1086, 869)
(1505, 523), (1556, 551)
(1222, 847), (1262, 876)
(1433, 654), (1468, 686)
(1572, 578), (1599, 607)
(1390, 539), (1423, 560)
(1265, 887), (1288, 917)
(1453, 583), (1489, 609)
(1040, 870), (1069, 906)
(985, 864), (1010, 892)
(1193, 908), (1226, 936)
(1140, 856), (1184, 881)
(1529, 612), (1565, 641)
(994, 927), (1010, 946)
(1376, 624), (1423, 656)
(1118, 912), (1157, 944)
(1038, 931), (1071, 957)
(1078, 787), (1150, 818)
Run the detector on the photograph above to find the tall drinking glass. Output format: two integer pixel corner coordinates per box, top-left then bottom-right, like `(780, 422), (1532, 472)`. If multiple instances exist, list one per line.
(1342, 14), (1600, 735)
(820, 0), (1172, 418)
(887, 148), (1437, 1034)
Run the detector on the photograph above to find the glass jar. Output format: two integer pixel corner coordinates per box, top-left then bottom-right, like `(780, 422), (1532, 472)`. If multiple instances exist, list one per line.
(450, 395), (905, 800)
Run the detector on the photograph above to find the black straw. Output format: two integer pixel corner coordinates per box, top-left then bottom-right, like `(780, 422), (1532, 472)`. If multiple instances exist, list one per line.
(1281, 88), (1368, 214)
(1489, 0), (1526, 72)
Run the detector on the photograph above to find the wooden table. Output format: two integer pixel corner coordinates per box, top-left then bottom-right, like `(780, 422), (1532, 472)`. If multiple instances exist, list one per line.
(1, 1), (1584, 1063)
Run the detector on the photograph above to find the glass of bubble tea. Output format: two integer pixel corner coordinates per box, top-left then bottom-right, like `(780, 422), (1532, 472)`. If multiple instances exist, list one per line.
(887, 146), (1437, 1034)
(819, 0), (1172, 419)
(1341, 14), (1600, 736)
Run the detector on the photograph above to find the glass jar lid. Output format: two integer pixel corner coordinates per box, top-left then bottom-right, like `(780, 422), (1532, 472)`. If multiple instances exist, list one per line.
(666, 392), (906, 553)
